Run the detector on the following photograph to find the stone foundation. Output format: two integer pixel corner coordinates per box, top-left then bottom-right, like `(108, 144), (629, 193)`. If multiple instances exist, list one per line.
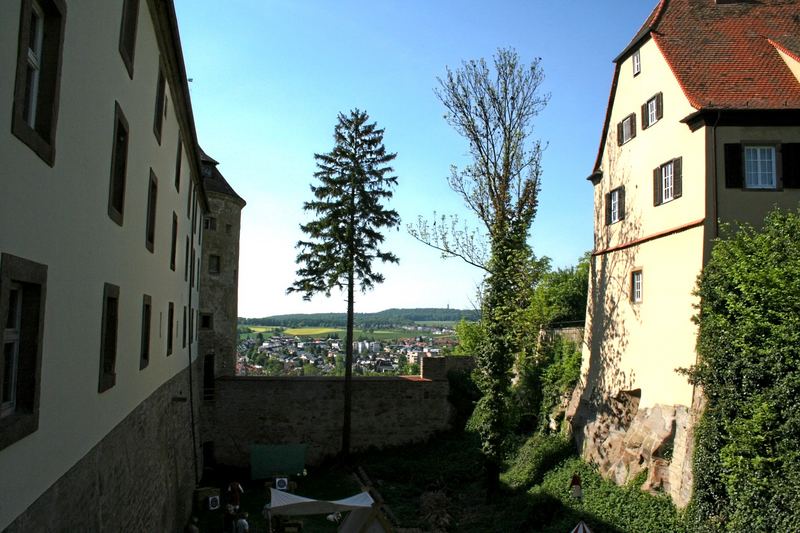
(5, 360), (201, 532)
(570, 389), (696, 507)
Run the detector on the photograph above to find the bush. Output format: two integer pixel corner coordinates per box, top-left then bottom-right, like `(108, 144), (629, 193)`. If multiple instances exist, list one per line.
(689, 208), (800, 531)
(502, 434), (574, 489)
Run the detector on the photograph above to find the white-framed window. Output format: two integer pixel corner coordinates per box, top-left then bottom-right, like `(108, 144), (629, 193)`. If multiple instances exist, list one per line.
(631, 271), (643, 303)
(744, 146), (777, 189)
(632, 49), (641, 76)
(618, 114), (636, 145)
(1, 284), (22, 417)
(648, 99), (657, 126)
(662, 161), (674, 202)
(642, 93), (663, 130)
(606, 187), (625, 225)
(23, 2), (44, 128)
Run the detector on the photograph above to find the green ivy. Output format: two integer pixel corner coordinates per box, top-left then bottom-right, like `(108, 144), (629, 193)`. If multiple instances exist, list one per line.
(688, 208), (800, 531)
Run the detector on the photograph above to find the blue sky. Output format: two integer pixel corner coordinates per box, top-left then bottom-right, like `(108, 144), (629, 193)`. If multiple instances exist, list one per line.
(173, 0), (657, 317)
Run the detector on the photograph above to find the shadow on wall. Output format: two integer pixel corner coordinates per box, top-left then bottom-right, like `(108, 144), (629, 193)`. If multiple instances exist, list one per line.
(569, 135), (643, 450)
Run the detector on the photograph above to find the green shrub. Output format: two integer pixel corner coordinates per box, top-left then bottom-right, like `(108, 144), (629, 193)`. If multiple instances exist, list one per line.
(502, 434), (574, 489)
(689, 208), (800, 531)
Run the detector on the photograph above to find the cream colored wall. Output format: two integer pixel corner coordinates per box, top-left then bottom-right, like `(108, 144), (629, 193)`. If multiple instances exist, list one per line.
(0, 1), (202, 529)
(715, 126), (800, 227)
(776, 48), (800, 85)
(596, 38), (706, 252)
(582, 38), (706, 410)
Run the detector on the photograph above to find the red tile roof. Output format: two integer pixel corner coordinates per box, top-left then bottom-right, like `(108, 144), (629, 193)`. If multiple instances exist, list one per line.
(645, 0), (800, 110)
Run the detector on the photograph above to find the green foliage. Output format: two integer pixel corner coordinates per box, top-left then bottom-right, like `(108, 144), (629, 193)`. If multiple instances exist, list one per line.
(447, 369), (482, 431)
(452, 318), (485, 356)
(501, 434), (574, 489)
(689, 208), (800, 531)
(530, 252), (590, 326)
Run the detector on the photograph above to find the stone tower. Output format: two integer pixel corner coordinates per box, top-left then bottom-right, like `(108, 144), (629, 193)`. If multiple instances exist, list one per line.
(198, 149), (245, 388)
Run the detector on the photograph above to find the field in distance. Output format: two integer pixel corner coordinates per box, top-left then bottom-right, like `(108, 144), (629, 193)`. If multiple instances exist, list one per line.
(238, 325), (455, 341)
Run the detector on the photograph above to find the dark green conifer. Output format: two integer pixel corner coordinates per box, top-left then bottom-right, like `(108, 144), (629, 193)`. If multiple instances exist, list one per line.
(288, 109), (399, 458)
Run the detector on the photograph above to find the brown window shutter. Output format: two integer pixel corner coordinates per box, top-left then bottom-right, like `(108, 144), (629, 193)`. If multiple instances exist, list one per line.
(617, 122), (624, 146)
(653, 167), (662, 205)
(641, 103), (649, 129)
(782, 143), (800, 188)
(605, 192), (612, 225)
(724, 144), (743, 188)
(618, 187), (626, 220)
(656, 93), (663, 120)
(630, 114), (637, 139)
(673, 157), (682, 198)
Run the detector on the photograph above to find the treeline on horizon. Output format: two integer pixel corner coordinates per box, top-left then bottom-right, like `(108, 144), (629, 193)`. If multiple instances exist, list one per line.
(238, 308), (480, 328)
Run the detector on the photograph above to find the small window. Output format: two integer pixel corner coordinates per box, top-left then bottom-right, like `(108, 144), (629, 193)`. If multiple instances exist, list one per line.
(99, 283), (120, 393)
(617, 114), (636, 146)
(182, 306), (187, 349)
(190, 309), (195, 344)
(140, 294), (151, 369)
(204, 217), (217, 231)
(0, 253), (47, 450)
(174, 136), (182, 192)
(108, 102), (129, 226)
(190, 248), (196, 288)
(226, 223), (232, 235)
(605, 187), (625, 225)
(654, 157), (683, 206)
(631, 271), (643, 303)
(632, 49), (641, 76)
(209, 255), (221, 275)
(744, 146), (777, 189)
(11, 0), (66, 166)
(200, 313), (213, 330)
(641, 93), (663, 129)
(187, 183), (193, 220)
(170, 213), (178, 271)
(118, 0), (139, 78)
(184, 236), (189, 282)
(145, 170), (158, 252)
(167, 302), (174, 356)
(153, 62), (166, 143)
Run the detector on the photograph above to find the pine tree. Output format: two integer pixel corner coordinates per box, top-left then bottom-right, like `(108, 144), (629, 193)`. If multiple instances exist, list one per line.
(288, 109), (399, 458)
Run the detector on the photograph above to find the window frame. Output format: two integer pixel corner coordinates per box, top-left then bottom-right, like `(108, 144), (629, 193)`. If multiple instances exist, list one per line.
(0, 253), (47, 450)
(11, 0), (67, 167)
(204, 217), (217, 231)
(200, 312), (213, 330)
(153, 61), (166, 144)
(744, 145), (778, 190)
(118, 0), (139, 79)
(98, 283), (119, 393)
(167, 301), (174, 356)
(140, 294), (151, 370)
(174, 135), (182, 192)
(108, 102), (129, 226)
(642, 93), (663, 130)
(170, 212), (178, 271)
(605, 186), (625, 225)
(631, 270), (643, 303)
(145, 170), (158, 252)
(632, 49), (641, 76)
(617, 114), (636, 146)
(209, 254), (221, 275)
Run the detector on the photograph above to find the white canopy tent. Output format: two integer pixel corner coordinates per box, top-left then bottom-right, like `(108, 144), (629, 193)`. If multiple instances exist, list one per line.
(266, 488), (374, 516)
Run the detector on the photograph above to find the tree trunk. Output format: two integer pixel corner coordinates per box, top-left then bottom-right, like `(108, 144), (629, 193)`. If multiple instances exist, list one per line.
(342, 267), (355, 461)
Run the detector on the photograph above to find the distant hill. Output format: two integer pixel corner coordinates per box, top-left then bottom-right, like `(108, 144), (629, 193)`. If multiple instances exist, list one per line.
(239, 308), (480, 328)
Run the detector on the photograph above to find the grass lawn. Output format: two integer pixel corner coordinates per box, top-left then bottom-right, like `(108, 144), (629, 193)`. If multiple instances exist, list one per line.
(284, 327), (342, 336)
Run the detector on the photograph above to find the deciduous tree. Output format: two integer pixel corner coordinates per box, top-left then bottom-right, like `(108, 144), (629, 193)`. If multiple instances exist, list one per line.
(288, 109), (399, 458)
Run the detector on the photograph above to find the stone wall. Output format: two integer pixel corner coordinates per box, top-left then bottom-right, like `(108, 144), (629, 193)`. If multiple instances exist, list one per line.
(5, 360), (201, 532)
(206, 372), (455, 467)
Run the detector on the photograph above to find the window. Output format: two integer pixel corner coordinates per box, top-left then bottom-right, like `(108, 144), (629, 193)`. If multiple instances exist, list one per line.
(187, 183), (193, 219)
(190, 248), (196, 288)
(167, 302), (174, 356)
(209, 255), (221, 275)
(189, 310), (194, 345)
(632, 49), (641, 76)
(184, 236), (189, 282)
(0, 254), (46, 450)
(170, 213), (178, 271)
(226, 223), (232, 235)
(118, 0), (139, 78)
(200, 313), (213, 330)
(108, 102), (129, 225)
(182, 306), (187, 349)
(631, 271), (643, 303)
(617, 114), (636, 145)
(724, 144), (800, 190)
(99, 283), (119, 393)
(153, 62), (166, 143)
(140, 294), (151, 370)
(744, 146), (777, 189)
(145, 170), (158, 252)
(654, 157), (683, 205)
(605, 187), (625, 225)
(174, 136), (182, 192)
(12, 0), (66, 166)
(641, 93), (663, 129)
(204, 217), (217, 231)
